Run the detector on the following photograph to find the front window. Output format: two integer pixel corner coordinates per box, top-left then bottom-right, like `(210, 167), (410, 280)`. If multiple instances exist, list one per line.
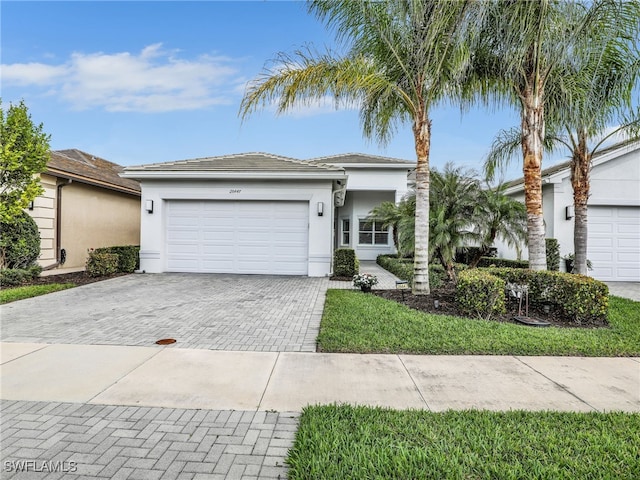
(358, 220), (389, 245)
(341, 218), (350, 245)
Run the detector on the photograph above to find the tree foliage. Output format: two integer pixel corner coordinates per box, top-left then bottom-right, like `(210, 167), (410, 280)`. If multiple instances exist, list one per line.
(0, 99), (51, 224)
(0, 210), (41, 269)
(241, 0), (482, 294)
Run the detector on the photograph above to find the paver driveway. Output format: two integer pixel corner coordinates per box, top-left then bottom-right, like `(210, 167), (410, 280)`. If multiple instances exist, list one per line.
(1, 273), (328, 351)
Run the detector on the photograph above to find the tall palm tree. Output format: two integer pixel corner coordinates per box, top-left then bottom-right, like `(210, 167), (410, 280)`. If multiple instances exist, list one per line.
(240, 0), (481, 294)
(470, 0), (610, 271)
(485, 0), (640, 275)
(548, 1), (640, 275)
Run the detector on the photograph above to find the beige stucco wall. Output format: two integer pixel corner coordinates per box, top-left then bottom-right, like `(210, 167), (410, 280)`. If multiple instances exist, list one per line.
(58, 182), (140, 269)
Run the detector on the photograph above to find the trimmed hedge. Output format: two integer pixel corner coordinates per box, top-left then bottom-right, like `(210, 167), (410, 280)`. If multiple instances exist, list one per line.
(334, 248), (359, 277)
(0, 265), (43, 287)
(456, 269), (506, 320)
(94, 245), (140, 273)
(477, 257), (529, 269)
(86, 251), (119, 277)
(480, 268), (609, 324)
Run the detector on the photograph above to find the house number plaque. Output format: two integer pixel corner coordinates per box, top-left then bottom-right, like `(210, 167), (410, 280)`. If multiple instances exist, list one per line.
(229, 189), (242, 193)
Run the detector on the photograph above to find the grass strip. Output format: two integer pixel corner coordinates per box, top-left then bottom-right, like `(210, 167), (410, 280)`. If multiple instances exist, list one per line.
(0, 283), (76, 304)
(318, 290), (640, 356)
(287, 405), (640, 480)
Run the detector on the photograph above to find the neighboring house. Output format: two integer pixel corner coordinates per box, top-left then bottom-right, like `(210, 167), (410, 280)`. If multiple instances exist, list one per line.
(496, 141), (640, 282)
(29, 149), (141, 271)
(121, 152), (413, 276)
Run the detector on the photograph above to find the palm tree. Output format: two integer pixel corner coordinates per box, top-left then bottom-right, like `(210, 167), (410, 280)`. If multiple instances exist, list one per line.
(470, 0), (611, 271)
(485, 0), (640, 275)
(240, 0), (481, 294)
(548, 1), (640, 275)
(368, 193), (415, 257)
(468, 184), (528, 268)
(429, 164), (481, 281)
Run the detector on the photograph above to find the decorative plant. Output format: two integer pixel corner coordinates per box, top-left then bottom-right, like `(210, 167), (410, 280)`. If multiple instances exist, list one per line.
(353, 273), (379, 289)
(563, 253), (593, 271)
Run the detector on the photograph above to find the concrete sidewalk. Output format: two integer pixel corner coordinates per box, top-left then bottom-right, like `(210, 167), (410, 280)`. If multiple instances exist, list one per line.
(2, 343), (638, 412)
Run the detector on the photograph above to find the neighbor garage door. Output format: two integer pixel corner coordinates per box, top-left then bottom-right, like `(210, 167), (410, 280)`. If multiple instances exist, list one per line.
(587, 206), (640, 282)
(166, 200), (309, 275)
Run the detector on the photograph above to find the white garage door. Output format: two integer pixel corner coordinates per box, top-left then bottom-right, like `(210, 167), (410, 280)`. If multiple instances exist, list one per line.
(166, 200), (309, 275)
(587, 206), (640, 282)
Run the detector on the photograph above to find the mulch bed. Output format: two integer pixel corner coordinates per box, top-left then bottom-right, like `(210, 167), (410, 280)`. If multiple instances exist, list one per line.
(373, 284), (609, 329)
(24, 271), (127, 288)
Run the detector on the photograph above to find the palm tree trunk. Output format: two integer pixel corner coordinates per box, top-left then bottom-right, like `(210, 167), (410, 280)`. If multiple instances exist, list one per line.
(572, 130), (590, 275)
(521, 88), (547, 271)
(413, 114), (431, 295)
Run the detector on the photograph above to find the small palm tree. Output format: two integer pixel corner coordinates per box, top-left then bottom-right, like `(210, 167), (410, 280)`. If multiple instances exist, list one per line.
(429, 164), (482, 281)
(468, 184), (528, 268)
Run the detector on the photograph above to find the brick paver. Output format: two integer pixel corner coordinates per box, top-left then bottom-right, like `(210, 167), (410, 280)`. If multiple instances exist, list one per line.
(1, 401), (297, 479)
(1, 273), (327, 352)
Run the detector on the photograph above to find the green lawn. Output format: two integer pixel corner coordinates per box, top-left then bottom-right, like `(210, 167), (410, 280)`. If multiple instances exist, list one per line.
(287, 405), (640, 480)
(318, 290), (640, 356)
(0, 283), (76, 304)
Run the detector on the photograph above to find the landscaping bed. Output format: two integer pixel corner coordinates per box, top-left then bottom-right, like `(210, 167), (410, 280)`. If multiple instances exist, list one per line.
(373, 283), (609, 329)
(19, 270), (126, 288)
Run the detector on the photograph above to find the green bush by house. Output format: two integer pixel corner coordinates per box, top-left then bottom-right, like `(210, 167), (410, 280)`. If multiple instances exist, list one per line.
(334, 248), (359, 277)
(94, 245), (140, 273)
(86, 250), (119, 277)
(0, 264), (42, 287)
(0, 211), (41, 269)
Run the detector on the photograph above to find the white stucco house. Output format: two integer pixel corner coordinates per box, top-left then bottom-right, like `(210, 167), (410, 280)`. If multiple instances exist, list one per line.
(121, 152), (413, 277)
(496, 141), (640, 282)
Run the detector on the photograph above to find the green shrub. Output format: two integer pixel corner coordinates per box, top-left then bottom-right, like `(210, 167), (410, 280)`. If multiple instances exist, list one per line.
(546, 238), (560, 271)
(334, 248), (358, 277)
(0, 264), (42, 287)
(456, 269), (506, 320)
(481, 267), (609, 323)
(0, 211), (41, 269)
(477, 257), (529, 269)
(455, 247), (497, 264)
(94, 245), (140, 273)
(86, 250), (119, 277)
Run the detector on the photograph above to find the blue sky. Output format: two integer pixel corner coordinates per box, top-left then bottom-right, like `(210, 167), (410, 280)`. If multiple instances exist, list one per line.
(3, 1), (555, 180)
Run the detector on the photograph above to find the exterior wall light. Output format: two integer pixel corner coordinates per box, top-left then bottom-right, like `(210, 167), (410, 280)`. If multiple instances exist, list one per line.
(28, 201), (34, 210)
(565, 205), (574, 220)
(317, 201), (324, 216)
(145, 200), (154, 214)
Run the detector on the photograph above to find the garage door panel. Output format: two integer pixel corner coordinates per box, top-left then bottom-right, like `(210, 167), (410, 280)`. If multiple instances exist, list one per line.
(167, 230), (199, 241)
(588, 206), (640, 282)
(166, 200), (308, 275)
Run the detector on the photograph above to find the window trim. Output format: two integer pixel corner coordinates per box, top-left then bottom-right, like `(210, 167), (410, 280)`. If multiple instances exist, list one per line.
(340, 217), (351, 246)
(357, 219), (389, 246)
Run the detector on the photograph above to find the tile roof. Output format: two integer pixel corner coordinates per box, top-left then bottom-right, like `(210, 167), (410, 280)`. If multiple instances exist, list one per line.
(123, 152), (345, 174)
(307, 153), (415, 165)
(505, 140), (640, 189)
(48, 149), (141, 195)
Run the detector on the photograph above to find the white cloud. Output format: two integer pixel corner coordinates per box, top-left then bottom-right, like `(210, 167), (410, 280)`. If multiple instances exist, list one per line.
(1, 44), (241, 113)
